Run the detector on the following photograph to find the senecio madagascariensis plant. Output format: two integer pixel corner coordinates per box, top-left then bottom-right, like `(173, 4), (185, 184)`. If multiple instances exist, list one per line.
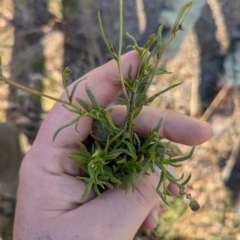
(0, 0), (200, 211)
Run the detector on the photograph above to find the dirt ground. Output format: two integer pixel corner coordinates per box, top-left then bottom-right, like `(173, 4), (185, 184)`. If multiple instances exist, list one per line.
(1, 0), (240, 239)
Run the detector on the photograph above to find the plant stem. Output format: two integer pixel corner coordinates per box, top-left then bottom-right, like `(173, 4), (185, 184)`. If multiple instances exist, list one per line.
(0, 76), (79, 110)
(126, 91), (136, 139)
(141, 1), (194, 99)
(117, 0), (128, 101)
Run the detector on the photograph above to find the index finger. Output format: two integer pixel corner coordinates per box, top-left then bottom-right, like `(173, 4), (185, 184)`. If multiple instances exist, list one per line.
(111, 105), (212, 146)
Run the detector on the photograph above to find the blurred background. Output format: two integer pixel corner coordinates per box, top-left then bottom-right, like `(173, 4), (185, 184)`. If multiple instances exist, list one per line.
(0, 0), (240, 239)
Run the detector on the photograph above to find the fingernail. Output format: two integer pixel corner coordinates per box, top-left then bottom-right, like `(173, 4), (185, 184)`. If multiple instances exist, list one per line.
(153, 164), (162, 176)
(150, 209), (159, 225)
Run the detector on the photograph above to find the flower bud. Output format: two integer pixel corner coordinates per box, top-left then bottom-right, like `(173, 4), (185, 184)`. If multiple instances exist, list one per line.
(189, 200), (200, 211)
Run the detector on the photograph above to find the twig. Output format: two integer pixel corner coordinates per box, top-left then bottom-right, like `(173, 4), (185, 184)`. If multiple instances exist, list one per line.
(200, 85), (229, 121)
(190, 74), (199, 117)
(222, 134), (240, 182)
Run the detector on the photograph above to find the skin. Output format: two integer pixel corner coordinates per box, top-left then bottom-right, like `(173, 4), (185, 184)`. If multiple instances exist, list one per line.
(13, 51), (212, 240)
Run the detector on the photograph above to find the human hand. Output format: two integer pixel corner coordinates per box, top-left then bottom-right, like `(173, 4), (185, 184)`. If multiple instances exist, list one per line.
(13, 51), (212, 240)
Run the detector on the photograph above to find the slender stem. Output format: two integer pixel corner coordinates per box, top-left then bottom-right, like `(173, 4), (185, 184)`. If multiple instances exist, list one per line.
(141, 1), (194, 99)
(118, 0), (123, 57)
(126, 92), (136, 138)
(117, 0), (128, 101)
(0, 76), (79, 110)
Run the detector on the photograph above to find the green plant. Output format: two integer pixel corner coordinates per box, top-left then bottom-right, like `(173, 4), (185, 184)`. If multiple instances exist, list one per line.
(0, 0), (199, 211)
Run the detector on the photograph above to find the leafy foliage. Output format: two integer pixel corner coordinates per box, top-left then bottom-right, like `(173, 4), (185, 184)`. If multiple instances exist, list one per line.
(0, 0), (199, 210)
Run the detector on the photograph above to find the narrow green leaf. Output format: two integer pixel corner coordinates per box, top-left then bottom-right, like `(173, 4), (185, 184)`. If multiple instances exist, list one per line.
(104, 134), (111, 153)
(62, 104), (82, 114)
(85, 85), (100, 109)
(108, 129), (124, 145)
(117, 97), (128, 105)
(90, 132), (105, 143)
(162, 173), (167, 197)
(122, 79), (132, 90)
(96, 180), (105, 190)
(122, 140), (136, 155)
(168, 163), (183, 168)
(77, 142), (90, 155)
(53, 116), (80, 142)
(132, 106), (143, 118)
(133, 133), (141, 150)
(108, 148), (133, 157)
(154, 118), (163, 133)
(166, 143), (182, 156)
(165, 170), (183, 184)
(149, 163), (155, 173)
(105, 172), (122, 185)
(147, 46), (156, 65)
(143, 34), (156, 50)
(181, 173), (192, 185)
(117, 158), (127, 164)
(145, 82), (182, 104)
(75, 163), (88, 173)
(62, 67), (72, 88)
(98, 10), (118, 60)
(104, 182), (115, 189)
(128, 64), (133, 79)
(129, 169), (136, 192)
(94, 184), (102, 197)
(140, 134), (155, 151)
(139, 161), (150, 176)
(156, 167), (169, 205)
(126, 32), (139, 48)
(94, 120), (117, 142)
(157, 167), (163, 190)
(69, 76), (87, 103)
(80, 182), (93, 200)
(166, 187), (174, 196)
(151, 67), (171, 75)
(155, 25), (163, 59)
(104, 110), (118, 130)
(171, 146), (195, 163)
(77, 176), (91, 183)
(68, 152), (90, 162)
(102, 153), (121, 161)
(157, 188), (169, 206)
(75, 97), (91, 111)
(62, 67), (72, 101)
(172, 1), (194, 35)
